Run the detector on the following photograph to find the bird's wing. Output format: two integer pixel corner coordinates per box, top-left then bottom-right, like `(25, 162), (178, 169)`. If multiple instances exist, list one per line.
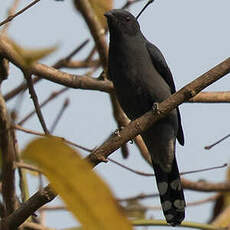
(145, 40), (184, 145)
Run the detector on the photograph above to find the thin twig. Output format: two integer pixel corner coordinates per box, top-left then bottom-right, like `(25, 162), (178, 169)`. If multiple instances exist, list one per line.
(109, 157), (227, 177)
(205, 133), (230, 150)
(13, 124), (93, 152)
(108, 157), (153, 176)
(24, 72), (49, 134)
(3, 39), (93, 102)
(15, 162), (42, 173)
(0, 0), (41, 27)
(18, 87), (69, 126)
(74, 0), (108, 70)
(53, 39), (90, 69)
(50, 98), (70, 133)
(1, 0), (20, 34)
(122, 0), (145, 9)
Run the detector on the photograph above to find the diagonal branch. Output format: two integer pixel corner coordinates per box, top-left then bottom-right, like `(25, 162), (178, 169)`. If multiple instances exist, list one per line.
(24, 72), (49, 134)
(0, 0), (41, 27)
(4, 186), (56, 230)
(86, 58), (230, 166)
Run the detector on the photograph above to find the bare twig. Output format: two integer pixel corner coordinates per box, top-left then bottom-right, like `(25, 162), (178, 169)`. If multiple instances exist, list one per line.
(109, 158), (227, 177)
(15, 161), (41, 173)
(50, 98), (70, 133)
(3, 39), (94, 102)
(205, 133), (230, 150)
(108, 157), (153, 176)
(182, 178), (230, 192)
(59, 59), (100, 69)
(1, 0), (20, 34)
(189, 91), (230, 103)
(0, 0), (41, 27)
(13, 124), (92, 152)
(74, 0), (108, 70)
(24, 72), (49, 134)
(53, 39), (90, 69)
(18, 87), (69, 126)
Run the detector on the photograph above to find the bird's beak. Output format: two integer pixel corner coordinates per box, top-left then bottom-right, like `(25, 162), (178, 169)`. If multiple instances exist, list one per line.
(104, 11), (113, 19)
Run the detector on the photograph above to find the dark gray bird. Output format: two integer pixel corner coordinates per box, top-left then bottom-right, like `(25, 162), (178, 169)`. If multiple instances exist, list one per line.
(105, 9), (185, 225)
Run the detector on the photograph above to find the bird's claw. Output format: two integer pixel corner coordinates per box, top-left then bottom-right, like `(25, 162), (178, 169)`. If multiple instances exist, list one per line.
(129, 139), (134, 144)
(114, 126), (124, 137)
(152, 102), (160, 114)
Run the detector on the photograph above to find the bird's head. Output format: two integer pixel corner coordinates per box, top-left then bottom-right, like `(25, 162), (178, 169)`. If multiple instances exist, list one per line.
(104, 10), (140, 37)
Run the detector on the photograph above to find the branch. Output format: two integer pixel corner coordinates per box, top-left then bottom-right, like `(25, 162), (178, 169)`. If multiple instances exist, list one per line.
(50, 98), (70, 133)
(132, 219), (220, 230)
(18, 87), (69, 126)
(0, 92), (17, 215)
(24, 72), (49, 134)
(189, 91), (230, 103)
(14, 124), (92, 152)
(1, 37), (230, 104)
(75, 0), (108, 70)
(0, 0), (41, 27)
(3, 186), (56, 230)
(2, 38), (96, 102)
(182, 178), (230, 192)
(1, 0), (20, 34)
(86, 58), (230, 166)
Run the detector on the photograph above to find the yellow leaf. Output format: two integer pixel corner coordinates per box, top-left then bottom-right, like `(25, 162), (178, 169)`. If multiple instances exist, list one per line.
(6, 37), (57, 66)
(74, 0), (113, 29)
(22, 137), (132, 230)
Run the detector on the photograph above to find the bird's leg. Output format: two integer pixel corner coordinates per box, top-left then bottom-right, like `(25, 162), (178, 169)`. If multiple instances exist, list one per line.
(152, 102), (160, 114)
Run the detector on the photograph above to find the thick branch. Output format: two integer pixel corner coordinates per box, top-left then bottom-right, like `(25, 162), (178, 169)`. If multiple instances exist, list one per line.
(86, 58), (230, 166)
(4, 186), (56, 230)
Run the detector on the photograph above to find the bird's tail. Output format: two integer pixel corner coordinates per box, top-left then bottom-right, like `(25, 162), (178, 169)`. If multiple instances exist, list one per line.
(152, 157), (185, 226)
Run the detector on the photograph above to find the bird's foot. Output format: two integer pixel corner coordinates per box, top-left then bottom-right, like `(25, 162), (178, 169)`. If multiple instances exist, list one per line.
(129, 139), (134, 144)
(114, 126), (124, 137)
(152, 102), (160, 114)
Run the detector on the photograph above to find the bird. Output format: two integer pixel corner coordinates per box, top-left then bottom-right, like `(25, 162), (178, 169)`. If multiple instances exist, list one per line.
(104, 9), (185, 226)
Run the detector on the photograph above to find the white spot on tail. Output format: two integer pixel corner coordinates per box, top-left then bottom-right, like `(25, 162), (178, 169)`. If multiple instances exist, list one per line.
(165, 214), (174, 221)
(170, 179), (181, 191)
(174, 200), (185, 210)
(162, 201), (172, 211)
(158, 182), (168, 195)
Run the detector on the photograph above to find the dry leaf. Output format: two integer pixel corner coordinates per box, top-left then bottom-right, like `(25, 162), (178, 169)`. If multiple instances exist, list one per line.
(74, 0), (113, 29)
(22, 137), (132, 230)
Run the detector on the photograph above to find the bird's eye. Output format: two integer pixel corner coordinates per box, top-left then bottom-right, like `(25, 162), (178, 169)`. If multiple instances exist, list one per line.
(126, 16), (130, 21)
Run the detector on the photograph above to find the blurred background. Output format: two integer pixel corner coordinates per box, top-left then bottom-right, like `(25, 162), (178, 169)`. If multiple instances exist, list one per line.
(0, 0), (230, 228)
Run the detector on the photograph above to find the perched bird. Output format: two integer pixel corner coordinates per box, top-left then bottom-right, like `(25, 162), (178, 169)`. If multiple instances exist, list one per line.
(105, 9), (185, 225)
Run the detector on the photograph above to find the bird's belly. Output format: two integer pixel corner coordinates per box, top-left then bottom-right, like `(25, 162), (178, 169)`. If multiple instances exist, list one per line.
(114, 79), (153, 120)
